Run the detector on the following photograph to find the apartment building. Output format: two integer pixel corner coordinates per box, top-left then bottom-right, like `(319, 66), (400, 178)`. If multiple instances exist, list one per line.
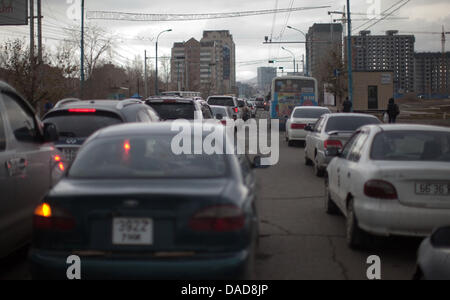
(257, 67), (277, 93)
(415, 52), (450, 98)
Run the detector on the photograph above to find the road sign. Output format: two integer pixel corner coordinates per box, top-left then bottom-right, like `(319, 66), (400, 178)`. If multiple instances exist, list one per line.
(0, 0), (28, 26)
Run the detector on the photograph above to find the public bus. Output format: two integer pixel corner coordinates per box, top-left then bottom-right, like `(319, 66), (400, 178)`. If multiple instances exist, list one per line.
(270, 76), (319, 129)
(161, 91), (202, 98)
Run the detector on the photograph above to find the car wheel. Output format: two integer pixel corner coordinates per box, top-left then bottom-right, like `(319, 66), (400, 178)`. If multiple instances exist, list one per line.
(346, 198), (371, 250)
(314, 158), (324, 177)
(305, 151), (313, 166)
(325, 177), (340, 215)
(288, 140), (295, 147)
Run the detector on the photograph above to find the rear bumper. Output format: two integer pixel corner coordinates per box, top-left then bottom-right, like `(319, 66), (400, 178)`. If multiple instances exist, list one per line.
(287, 129), (307, 141)
(354, 198), (450, 237)
(29, 249), (250, 280)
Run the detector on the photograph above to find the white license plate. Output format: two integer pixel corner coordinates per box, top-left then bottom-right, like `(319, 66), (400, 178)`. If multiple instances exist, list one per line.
(112, 218), (153, 245)
(415, 182), (450, 196)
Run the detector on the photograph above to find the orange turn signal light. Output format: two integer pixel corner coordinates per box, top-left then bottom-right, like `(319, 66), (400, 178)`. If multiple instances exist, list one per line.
(34, 203), (52, 218)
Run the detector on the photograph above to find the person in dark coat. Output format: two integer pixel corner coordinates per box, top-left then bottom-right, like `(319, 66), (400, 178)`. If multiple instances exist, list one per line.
(387, 98), (400, 123)
(342, 97), (352, 113)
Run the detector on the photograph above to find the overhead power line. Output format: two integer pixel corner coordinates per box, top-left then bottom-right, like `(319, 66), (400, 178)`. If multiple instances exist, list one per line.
(86, 6), (331, 22)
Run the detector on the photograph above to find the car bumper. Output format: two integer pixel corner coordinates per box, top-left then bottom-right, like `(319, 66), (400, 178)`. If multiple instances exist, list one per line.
(287, 130), (307, 141)
(316, 150), (333, 169)
(29, 249), (250, 280)
(354, 198), (450, 237)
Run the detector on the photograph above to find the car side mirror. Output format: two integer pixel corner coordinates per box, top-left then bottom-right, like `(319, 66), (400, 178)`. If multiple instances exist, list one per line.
(431, 226), (450, 248)
(215, 113), (223, 120)
(304, 125), (313, 132)
(44, 123), (59, 142)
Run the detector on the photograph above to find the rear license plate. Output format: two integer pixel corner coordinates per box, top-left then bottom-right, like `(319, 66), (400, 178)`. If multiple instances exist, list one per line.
(415, 183), (450, 196)
(112, 218), (153, 245)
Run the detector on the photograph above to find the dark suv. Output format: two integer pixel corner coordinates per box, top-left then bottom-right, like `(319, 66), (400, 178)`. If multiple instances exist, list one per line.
(42, 99), (159, 161)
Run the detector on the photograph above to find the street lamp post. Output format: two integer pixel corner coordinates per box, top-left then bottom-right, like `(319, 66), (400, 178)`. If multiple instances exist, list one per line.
(346, 0), (354, 110)
(281, 47), (296, 74)
(287, 26), (308, 76)
(155, 29), (172, 96)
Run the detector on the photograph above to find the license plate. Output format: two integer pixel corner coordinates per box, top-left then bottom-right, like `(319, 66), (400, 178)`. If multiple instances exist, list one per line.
(415, 182), (450, 196)
(112, 218), (153, 245)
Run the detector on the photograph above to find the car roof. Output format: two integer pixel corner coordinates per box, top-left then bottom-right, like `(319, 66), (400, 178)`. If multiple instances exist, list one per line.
(326, 113), (378, 118)
(364, 124), (450, 133)
(146, 97), (196, 103)
(92, 122), (224, 139)
(293, 106), (330, 110)
(208, 95), (235, 99)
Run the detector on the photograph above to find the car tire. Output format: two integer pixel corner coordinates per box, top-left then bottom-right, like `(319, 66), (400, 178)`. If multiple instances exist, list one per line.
(346, 198), (371, 250)
(288, 140), (295, 147)
(305, 151), (313, 166)
(325, 177), (340, 215)
(313, 159), (325, 177)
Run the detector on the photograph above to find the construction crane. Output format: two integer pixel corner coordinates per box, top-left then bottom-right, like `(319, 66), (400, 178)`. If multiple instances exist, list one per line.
(86, 6), (331, 22)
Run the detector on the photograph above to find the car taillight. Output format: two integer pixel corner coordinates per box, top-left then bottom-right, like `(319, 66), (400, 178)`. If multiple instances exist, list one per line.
(189, 205), (245, 232)
(324, 140), (343, 150)
(221, 120), (227, 126)
(68, 108), (96, 113)
(233, 107), (239, 113)
(291, 124), (306, 130)
(33, 203), (76, 231)
(364, 180), (398, 200)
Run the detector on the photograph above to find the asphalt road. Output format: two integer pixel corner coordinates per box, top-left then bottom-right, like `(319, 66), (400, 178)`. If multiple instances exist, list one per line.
(0, 110), (421, 280)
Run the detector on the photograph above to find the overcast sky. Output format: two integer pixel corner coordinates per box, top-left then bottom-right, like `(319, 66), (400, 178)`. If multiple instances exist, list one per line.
(1, 0), (449, 81)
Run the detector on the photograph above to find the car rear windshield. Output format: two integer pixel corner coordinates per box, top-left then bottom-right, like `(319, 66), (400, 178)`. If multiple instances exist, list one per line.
(69, 136), (228, 179)
(293, 108), (329, 119)
(325, 116), (380, 133)
(43, 111), (122, 138)
(371, 131), (450, 162)
(208, 97), (234, 106)
(210, 106), (228, 117)
(147, 102), (195, 120)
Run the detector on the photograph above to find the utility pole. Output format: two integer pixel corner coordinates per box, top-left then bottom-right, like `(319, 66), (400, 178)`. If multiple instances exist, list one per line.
(37, 0), (42, 64)
(30, 0), (35, 104)
(80, 0), (85, 99)
(144, 50), (148, 97)
(346, 0), (354, 110)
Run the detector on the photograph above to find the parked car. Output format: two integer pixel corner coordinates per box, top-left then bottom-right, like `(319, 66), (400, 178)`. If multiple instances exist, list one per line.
(30, 122), (262, 279)
(42, 99), (159, 162)
(325, 124), (450, 249)
(304, 113), (381, 177)
(415, 226), (450, 280)
(0, 81), (62, 259)
(147, 97), (213, 121)
(207, 96), (242, 120)
(285, 106), (331, 146)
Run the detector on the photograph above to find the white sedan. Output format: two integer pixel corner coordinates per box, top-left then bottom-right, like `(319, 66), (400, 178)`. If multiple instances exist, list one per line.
(325, 124), (450, 249)
(285, 106), (331, 146)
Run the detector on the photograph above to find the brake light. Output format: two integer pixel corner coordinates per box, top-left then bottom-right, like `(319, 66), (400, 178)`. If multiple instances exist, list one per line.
(33, 203), (76, 231)
(233, 107), (239, 113)
(58, 162), (65, 171)
(291, 123), (306, 130)
(364, 180), (398, 200)
(68, 108), (96, 113)
(53, 155), (61, 162)
(189, 205), (245, 232)
(221, 120), (227, 126)
(324, 140), (343, 150)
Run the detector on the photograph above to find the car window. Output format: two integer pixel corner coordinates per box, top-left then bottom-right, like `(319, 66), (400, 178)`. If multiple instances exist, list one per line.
(208, 97), (235, 106)
(69, 135), (228, 179)
(137, 109), (152, 123)
(2, 92), (38, 143)
(148, 102), (195, 120)
(201, 104), (213, 119)
(210, 106), (227, 117)
(371, 131), (450, 162)
(147, 109), (160, 122)
(293, 108), (329, 119)
(0, 108), (6, 151)
(348, 132), (369, 162)
(43, 111), (122, 138)
(341, 132), (361, 160)
(314, 117), (325, 133)
(325, 116), (380, 133)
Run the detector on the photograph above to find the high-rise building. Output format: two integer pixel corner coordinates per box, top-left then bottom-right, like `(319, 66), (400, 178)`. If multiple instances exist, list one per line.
(415, 52), (450, 98)
(348, 30), (415, 95)
(257, 67), (276, 92)
(170, 30), (236, 97)
(306, 23), (343, 79)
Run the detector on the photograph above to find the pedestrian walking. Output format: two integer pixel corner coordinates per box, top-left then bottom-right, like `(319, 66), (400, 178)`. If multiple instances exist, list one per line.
(387, 98), (400, 124)
(342, 97), (352, 113)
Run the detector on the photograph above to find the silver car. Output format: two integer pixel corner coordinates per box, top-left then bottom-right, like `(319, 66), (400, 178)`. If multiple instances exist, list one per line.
(0, 81), (61, 258)
(304, 113), (381, 177)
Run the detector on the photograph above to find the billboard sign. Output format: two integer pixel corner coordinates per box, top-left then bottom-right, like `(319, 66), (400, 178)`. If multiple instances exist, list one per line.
(0, 0), (28, 26)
